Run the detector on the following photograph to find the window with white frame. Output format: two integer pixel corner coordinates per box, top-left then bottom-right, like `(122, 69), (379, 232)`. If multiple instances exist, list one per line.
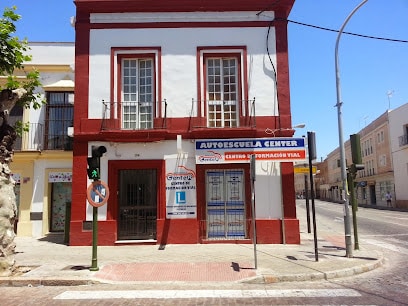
(121, 57), (154, 129)
(206, 57), (239, 127)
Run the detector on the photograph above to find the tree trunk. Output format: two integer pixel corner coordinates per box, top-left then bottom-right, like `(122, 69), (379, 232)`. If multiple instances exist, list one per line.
(0, 88), (26, 276)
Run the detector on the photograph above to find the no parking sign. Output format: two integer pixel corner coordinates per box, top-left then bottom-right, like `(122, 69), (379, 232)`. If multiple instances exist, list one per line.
(86, 180), (110, 207)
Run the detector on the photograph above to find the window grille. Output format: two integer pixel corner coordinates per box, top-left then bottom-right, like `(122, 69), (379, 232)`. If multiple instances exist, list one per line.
(45, 92), (74, 150)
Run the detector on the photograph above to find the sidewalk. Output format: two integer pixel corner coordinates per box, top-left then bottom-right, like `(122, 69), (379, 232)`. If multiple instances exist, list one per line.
(0, 231), (384, 286)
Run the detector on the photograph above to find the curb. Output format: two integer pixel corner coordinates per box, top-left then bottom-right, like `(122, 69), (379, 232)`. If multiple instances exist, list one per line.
(0, 254), (385, 287)
(243, 253), (384, 284)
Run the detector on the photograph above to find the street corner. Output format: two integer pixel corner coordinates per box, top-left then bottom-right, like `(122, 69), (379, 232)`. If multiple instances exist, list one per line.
(93, 261), (258, 283)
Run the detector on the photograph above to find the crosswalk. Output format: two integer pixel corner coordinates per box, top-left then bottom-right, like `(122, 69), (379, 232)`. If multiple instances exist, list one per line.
(54, 289), (361, 300)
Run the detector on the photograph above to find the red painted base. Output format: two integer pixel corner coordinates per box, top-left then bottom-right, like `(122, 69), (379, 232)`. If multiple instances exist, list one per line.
(68, 218), (300, 246)
(156, 219), (199, 244)
(256, 219), (300, 244)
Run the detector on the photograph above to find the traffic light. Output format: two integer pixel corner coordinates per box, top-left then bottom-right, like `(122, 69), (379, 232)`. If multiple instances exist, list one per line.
(87, 146), (107, 180)
(307, 131), (317, 161)
(350, 134), (362, 164)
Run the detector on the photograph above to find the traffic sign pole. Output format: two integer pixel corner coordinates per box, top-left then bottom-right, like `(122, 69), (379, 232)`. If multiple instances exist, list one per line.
(86, 180), (110, 272)
(90, 205), (99, 271)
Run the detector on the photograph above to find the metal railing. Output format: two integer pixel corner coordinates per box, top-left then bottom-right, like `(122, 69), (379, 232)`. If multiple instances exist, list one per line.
(189, 98), (256, 129)
(14, 123), (44, 151)
(398, 134), (408, 147)
(101, 100), (167, 131)
(13, 122), (73, 152)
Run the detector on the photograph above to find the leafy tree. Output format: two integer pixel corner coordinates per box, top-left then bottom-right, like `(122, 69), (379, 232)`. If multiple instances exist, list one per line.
(0, 6), (43, 276)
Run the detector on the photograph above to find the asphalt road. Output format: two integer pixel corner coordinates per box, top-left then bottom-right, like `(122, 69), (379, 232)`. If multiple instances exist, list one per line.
(1, 200), (407, 305)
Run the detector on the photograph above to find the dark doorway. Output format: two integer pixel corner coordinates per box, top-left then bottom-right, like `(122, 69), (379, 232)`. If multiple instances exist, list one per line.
(369, 185), (376, 205)
(117, 169), (157, 240)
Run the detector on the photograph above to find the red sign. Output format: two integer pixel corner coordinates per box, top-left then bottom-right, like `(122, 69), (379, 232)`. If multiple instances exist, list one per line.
(224, 150), (306, 161)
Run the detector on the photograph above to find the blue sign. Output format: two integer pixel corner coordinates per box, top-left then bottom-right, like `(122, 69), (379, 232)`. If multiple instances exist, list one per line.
(196, 138), (305, 150)
(176, 191), (186, 204)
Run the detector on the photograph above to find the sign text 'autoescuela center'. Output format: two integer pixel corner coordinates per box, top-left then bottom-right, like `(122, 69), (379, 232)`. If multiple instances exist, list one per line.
(195, 138), (306, 164)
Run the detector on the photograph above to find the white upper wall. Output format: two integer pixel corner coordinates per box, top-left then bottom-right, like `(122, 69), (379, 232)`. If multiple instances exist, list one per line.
(28, 42), (74, 66)
(88, 12), (278, 119)
(91, 11), (275, 24)
(389, 103), (408, 153)
(23, 43), (75, 125)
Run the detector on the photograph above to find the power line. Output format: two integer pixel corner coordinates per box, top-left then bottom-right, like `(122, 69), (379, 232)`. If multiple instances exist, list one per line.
(285, 18), (408, 43)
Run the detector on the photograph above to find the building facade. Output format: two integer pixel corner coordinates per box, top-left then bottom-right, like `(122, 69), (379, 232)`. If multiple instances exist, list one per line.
(7, 42), (75, 238)
(355, 111), (394, 207)
(389, 103), (408, 208)
(315, 110), (401, 209)
(70, 0), (301, 246)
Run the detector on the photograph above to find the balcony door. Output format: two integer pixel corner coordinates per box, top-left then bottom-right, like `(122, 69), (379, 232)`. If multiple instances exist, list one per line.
(121, 57), (154, 129)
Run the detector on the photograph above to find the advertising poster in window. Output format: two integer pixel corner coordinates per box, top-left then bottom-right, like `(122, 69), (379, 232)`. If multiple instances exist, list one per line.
(207, 209), (225, 238)
(206, 171), (224, 205)
(165, 160), (197, 219)
(226, 209), (245, 237)
(225, 170), (244, 205)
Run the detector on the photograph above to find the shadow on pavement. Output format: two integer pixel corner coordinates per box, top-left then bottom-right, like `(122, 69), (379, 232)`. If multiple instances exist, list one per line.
(38, 232), (65, 245)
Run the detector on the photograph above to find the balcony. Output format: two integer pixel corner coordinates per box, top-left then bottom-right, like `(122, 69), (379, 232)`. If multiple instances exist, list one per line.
(398, 134), (408, 147)
(14, 123), (43, 151)
(189, 98), (256, 130)
(101, 100), (167, 131)
(14, 122), (73, 152)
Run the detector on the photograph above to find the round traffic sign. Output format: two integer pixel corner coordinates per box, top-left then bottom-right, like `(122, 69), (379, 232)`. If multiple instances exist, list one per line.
(87, 180), (110, 207)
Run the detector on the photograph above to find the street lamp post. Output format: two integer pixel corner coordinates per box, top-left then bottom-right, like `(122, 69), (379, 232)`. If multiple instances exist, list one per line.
(335, 0), (368, 258)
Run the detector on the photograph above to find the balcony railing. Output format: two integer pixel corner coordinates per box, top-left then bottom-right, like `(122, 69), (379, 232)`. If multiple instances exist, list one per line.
(189, 98), (256, 129)
(13, 122), (73, 152)
(14, 123), (44, 151)
(101, 100), (167, 131)
(398, 134), (408, 147)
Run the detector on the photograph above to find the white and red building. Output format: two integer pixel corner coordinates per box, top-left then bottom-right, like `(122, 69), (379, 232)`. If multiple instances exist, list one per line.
(70, 0), (302, 246)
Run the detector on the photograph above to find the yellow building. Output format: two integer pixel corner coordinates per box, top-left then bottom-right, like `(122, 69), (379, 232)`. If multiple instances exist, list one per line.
(7, 42), (75, 238)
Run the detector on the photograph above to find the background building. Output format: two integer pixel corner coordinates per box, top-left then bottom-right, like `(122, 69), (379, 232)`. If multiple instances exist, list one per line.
(389, 103), (408, 208)
(8, 42), (75, 238)
(313, 106), (408, 210)
(355, 111), (394, 207)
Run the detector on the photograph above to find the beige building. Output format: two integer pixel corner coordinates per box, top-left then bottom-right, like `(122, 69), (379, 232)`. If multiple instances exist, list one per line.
(356, 111), (394, 207)
(316, 110), (395, 208)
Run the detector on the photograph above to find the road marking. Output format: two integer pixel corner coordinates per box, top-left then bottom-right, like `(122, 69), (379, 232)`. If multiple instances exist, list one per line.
(362, 233), (408, 237)
(54, 289), (361, 300)
(363, 238), (408, 255)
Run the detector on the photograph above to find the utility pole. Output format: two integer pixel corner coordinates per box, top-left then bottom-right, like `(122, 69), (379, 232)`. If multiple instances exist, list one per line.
(335, 0), (368, 258)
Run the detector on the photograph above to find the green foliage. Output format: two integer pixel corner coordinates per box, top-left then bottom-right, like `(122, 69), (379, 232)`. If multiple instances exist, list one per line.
(0, 6), (44, 109)
(13, 120), (29, 137)
(0, 6), (31, 74)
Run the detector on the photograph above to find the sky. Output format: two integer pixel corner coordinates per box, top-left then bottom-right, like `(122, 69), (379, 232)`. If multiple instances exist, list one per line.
(3, 0), (408, 161)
